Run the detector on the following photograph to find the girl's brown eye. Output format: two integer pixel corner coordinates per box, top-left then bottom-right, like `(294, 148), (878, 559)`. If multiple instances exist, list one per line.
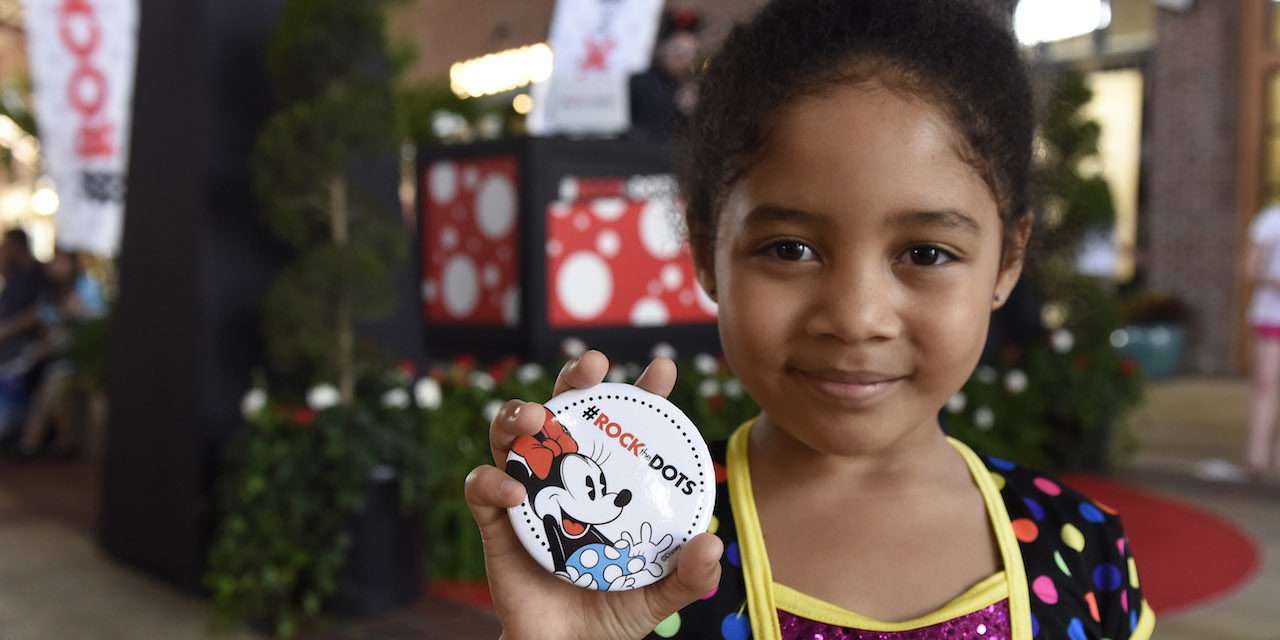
(772, 240), (814, 262)
(907, 246), (954, 266)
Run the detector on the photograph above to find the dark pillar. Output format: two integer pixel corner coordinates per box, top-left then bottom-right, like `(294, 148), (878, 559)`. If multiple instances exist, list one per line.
(98, 0), (286, 591)
(102, 0), (423, 592)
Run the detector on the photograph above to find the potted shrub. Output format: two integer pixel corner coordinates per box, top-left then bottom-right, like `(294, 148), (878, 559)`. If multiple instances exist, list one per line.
(205, 0), (422, 635)
(1119, 292), (1191, 380)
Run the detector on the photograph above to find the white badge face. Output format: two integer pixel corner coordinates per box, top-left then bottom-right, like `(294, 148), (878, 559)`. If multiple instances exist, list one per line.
(505, 383), (715, 591)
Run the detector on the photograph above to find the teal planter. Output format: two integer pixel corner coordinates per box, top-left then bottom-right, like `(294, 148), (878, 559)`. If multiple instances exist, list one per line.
(1119, 324), (1186, 380)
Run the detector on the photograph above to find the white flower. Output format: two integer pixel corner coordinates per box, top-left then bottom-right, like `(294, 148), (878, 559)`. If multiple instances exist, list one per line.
(1051, 328), (1074, 353)
(975, 366), (998, 384)
(651, 342), (677, 360)
(414, 378), (443, 410)
(1041, 302), (1067, 329)
(698, 378), (720, 398)
(471, 371), (496, 392)
(306, 384), (341, 411)
(516, 363), (544, 384)
(484, 399), (504, 422)
(723, 379), (743, 398)
(381, 388), (410, 409)
(606, 367), (628, 383)
(946, 392), (967, 414)
(974, 406), (995, 431)
(1109, 329), (1130, 349)
(1004, 369), (1028, 395)
(693, 353), (718, 376)
(561, 337), (587, 358)
(241, 388), (267, 419)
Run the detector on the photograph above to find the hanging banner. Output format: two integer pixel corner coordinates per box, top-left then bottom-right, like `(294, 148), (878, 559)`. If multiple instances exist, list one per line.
(528, 0), (663, 136)
(23, 0), (138, 256)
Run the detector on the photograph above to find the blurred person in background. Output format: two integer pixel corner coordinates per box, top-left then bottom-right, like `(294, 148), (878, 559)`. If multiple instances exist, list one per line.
(17, 249), (106, 457)
(1244, 201), (1280, 480)
(627, 7), (702, 141)
(0, 228), (47, 445)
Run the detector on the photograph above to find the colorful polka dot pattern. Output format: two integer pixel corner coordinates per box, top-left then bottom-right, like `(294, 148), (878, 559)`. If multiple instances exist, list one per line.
(642, 440), (1150, 640)
(993, 455), (1150, 639)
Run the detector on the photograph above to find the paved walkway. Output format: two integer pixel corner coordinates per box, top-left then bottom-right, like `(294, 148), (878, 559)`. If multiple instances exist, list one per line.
(0, 378), (1275, 639)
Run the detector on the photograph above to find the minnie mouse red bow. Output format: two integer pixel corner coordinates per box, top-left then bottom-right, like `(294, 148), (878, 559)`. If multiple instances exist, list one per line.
(511, 408), (580, 480)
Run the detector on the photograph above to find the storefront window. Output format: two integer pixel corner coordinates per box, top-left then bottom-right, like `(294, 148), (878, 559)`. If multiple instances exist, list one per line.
(1272, 0), (1280, 48)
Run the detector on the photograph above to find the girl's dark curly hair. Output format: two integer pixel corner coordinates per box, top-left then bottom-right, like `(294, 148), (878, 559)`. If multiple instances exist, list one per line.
(679, 0), (1033, 269)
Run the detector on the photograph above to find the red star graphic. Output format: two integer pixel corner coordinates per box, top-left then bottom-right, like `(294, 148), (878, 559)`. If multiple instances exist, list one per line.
(580, 36), (615, 71)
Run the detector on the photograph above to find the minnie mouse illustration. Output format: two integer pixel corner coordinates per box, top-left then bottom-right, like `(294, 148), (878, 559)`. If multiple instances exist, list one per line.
(507, 408), (673, 590)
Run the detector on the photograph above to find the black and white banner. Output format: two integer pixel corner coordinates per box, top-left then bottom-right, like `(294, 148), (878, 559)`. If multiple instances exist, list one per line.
(23, 0), (137, 256)
(528, 0), (663, 136)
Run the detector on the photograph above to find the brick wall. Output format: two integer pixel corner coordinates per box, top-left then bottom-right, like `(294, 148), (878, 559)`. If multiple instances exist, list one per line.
(1145, 2), (1242, 375)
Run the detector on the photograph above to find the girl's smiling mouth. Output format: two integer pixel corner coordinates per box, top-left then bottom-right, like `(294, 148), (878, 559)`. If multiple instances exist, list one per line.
(787, 366), (908, 406)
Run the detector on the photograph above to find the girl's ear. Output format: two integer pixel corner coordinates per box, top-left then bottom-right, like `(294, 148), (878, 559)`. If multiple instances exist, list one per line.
(993, 213), (1033, 310)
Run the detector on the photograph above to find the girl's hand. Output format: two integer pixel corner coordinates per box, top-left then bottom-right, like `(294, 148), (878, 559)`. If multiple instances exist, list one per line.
(464, 350), (724, 640)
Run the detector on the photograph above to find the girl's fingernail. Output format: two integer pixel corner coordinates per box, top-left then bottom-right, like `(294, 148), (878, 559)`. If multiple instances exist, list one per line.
(508, 402), (522, 421)
(503, 479), (524, 496)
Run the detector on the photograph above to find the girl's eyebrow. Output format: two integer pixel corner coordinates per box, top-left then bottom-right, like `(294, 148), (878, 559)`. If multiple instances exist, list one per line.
(741, 204), (827, 230)
(887, 209), (982, 236)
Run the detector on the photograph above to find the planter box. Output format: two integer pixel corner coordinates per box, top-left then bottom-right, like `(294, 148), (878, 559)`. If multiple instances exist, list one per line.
(328, 469), (424, 617)
(1119, 324), (1186, 381)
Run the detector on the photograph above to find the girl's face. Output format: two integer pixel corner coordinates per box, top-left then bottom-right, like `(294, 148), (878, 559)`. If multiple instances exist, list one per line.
(702, 82), (1029, 456)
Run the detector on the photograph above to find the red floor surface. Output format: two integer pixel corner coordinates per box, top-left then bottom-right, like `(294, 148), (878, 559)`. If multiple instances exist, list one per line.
(1062, 474), (1261, 616)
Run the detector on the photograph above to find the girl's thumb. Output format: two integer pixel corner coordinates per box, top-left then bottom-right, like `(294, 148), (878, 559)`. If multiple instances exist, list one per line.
(641, 533), (724, 625)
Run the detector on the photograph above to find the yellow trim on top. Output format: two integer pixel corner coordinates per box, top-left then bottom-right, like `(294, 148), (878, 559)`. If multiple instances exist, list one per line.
(774, 571), (1008, 631)
(725, 421), (1034, 640)
(727, 423), (783, 640)
(1132, 599), (1157, 640)
(947, 436), (1033, 640)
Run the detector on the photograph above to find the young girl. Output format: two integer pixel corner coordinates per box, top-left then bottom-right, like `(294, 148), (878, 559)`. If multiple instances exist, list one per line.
(465, 1), (1155, 638)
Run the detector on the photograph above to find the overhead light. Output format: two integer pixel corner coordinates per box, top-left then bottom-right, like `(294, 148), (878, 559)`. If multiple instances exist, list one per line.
(512, 93), (534, 115)
(30, 179), (58, 216)
(450, 43), (554, 99)
(1014, 0), (1112, 46)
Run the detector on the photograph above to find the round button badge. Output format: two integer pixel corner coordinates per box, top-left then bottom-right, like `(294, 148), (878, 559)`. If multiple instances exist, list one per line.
(505, 382), (716, 591)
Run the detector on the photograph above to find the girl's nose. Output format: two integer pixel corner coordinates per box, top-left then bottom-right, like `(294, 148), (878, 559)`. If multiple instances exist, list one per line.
(805, 264), (902, 343)
(613, 489), (632, 507)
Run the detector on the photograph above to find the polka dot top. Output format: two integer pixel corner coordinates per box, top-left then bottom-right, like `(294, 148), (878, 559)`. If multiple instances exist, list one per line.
(644, 421), (1155, 639)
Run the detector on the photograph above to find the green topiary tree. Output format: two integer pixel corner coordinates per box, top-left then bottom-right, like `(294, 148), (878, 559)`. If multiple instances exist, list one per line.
(253, 0), (406, 403)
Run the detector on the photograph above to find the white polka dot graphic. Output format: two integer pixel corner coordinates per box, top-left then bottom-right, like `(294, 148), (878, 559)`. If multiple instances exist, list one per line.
(476, 175), (517, 239)
(428, 161), (457, 204)
(442, 255), (480, 318)
(483, 263), (500, 289)
(695, 281), (718, 316)
(591, 197), (627, 221)
(440, 226), (458, 250)
(556, 252), (613, 320)
(631, 298), (669, 326)
(661, 264), (683, 290)
(639, 199), (683, 260)
(597, 230), (620, 258)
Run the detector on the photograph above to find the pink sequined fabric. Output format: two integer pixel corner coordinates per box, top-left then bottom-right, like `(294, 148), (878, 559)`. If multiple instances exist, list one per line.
(778, 598), (1011, 640)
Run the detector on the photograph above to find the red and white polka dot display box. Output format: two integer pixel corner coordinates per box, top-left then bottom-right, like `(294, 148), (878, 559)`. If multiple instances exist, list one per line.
(545, 186), (717, 328)
(421, 155), (521, 326)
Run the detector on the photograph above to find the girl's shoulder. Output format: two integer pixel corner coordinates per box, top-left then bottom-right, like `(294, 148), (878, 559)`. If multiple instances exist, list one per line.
(977, 452), (1154, 638)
